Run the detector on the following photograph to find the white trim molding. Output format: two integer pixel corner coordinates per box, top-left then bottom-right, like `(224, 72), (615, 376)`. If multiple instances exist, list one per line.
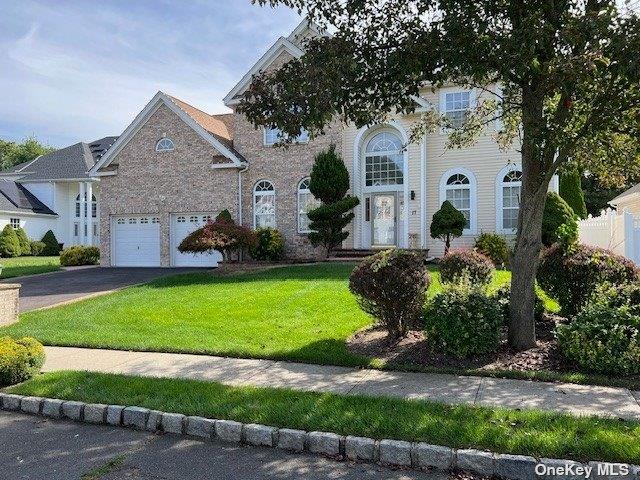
(252, 179), (276, 230)
(89, 92), (244, 176)
(495, 162), (522, 234)
(439, 167), (478, 235)
(223, 37), (304, 107)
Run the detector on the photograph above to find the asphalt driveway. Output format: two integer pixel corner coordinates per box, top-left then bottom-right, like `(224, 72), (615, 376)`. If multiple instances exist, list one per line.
(2, 267), (203, 312)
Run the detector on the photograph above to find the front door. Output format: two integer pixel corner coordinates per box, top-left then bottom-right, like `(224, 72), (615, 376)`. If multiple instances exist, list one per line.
(371, 193), (396, 247)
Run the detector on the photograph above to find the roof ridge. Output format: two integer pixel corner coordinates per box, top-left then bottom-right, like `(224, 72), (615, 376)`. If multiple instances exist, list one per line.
(166, 94), (215, 118)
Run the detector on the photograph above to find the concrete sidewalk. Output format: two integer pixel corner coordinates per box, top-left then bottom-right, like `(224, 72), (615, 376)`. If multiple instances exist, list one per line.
(43, 346), (640, 420)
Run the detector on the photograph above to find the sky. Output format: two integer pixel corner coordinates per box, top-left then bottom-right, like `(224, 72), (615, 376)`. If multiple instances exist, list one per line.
(0, 0), (301, 147)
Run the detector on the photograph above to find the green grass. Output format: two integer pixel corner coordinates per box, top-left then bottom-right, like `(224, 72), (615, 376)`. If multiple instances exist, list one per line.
(0, 256), (60, 279)
(8, 371), (640, 463)
(2, 263), (374, 366)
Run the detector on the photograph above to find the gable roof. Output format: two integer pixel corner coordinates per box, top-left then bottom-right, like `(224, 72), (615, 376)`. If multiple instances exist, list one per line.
(610, 183), (640, 206)
(90, 92), (245, 176)
(0, 136), (118, 182)
(0, 179), (57, 216)
(223, 36), (304, 107)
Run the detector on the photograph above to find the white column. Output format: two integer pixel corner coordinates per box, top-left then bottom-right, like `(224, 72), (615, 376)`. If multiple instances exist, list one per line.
(86, 182), (93, 246)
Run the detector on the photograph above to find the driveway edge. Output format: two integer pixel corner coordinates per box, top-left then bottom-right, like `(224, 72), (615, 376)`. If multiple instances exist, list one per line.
(2, 393), (638, 479)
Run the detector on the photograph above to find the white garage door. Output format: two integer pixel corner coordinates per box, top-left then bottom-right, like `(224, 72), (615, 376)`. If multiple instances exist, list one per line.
(113, 216), (161, 267)
(171, 213), (222, 267)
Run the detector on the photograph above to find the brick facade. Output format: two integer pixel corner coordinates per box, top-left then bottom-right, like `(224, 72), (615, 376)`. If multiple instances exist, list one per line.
(99, 103), (239, 266)
(234, 113), (343, 259)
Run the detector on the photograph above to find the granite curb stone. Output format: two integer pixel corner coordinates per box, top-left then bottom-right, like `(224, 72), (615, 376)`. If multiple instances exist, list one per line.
(2, 393), (639, 480)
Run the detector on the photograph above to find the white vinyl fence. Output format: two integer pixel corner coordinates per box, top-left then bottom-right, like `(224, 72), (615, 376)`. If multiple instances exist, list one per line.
(578, 208), (640, 264)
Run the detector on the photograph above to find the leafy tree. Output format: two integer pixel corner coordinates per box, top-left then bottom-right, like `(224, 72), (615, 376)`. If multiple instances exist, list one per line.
(240, 1), (640, 350)
(15, 227), (31, 256)
(41, 230), (62, 256)
(541, 192), (578, 247)
(0, 225), (21, 258)
(179, 215), (257, 262)
(430, 201), (466, 255)
(559, 169), (587, 219)
(306, 145), (359, 256)
(0, 136), (54, 171)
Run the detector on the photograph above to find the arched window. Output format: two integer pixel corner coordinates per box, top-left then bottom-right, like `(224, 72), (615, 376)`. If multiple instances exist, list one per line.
(364, 132), (404, 187)
(439, 168), (477, 234)
(297, 177), (319, 233)
(253, 180), (276, 228)
(75, 193), (97, 218)
(156, 138), (175, 152)
(497, 167), (522, 232)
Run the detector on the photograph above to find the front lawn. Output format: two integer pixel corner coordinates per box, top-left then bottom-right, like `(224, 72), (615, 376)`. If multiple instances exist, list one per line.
(0, 256), (60, 279)
(7, 370), (640, 463)
(2, 263), (373, 366)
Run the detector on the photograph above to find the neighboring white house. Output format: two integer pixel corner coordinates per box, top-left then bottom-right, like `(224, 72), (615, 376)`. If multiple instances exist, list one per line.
(0, 137), (117, 248)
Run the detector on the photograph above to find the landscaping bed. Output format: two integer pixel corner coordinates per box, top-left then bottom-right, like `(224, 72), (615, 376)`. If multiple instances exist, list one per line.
(7, 370), (640, 464)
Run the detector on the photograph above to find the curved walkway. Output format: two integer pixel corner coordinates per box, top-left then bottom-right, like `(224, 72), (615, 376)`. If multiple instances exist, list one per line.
(43, 346), (640, 420)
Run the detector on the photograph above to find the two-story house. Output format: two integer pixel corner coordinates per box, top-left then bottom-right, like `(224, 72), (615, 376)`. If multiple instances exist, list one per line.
(0, 137), (116, 248)
(89, 19), (557, 267)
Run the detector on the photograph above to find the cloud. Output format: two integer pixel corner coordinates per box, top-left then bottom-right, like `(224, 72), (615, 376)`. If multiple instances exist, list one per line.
(0, 0), (301, 146)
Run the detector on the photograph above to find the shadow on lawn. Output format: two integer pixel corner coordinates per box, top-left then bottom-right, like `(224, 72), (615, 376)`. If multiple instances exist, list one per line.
(145, 263), (358, 289)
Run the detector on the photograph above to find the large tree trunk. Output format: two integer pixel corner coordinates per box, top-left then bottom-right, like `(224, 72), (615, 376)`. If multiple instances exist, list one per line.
(508, 84), (553, 351)
(508, 182), (547, 350)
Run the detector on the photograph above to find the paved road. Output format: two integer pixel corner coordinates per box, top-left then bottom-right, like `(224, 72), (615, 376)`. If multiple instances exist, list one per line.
(1, 267), (203, 312)
(0, 411), (447, 480)
(44, 346), (640, 421)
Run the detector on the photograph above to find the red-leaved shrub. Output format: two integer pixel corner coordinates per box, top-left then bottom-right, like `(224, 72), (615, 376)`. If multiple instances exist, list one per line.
(178, 214), (257, 261)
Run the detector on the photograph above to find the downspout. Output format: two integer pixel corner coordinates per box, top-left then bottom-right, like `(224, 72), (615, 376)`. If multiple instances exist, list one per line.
(237, 164), (248, 225)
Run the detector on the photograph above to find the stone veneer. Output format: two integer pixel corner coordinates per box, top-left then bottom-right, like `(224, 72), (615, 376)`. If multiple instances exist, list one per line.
(0, 283), (20, 326)
(99, 103), (239, 267)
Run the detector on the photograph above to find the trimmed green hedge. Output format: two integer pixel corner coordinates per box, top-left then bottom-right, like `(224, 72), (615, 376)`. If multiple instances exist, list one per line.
(60, 246), (100, 266)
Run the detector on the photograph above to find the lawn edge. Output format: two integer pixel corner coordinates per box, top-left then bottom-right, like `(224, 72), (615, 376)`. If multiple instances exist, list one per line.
(1, 392), (636, 480)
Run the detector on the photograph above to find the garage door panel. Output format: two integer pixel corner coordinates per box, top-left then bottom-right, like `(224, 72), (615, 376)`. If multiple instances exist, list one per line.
(171, 214), (222, 267)
(113, 216), (161, 267)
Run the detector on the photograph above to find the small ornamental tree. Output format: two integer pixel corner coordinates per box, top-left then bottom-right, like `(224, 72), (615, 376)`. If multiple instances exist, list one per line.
(307, 145), (359, 256)
(430, 201), (466, 255)
(178, 213), (257, 262)
(41, 230), (61, 256)
(559, 169), (587, 219)
(0, 225), (21, 258)
(15, 227), (31, 256)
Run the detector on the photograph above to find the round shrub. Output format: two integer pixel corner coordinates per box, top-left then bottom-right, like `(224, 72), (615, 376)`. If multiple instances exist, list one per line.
(60, 246), (100, 266)
(425, 282), (503, 358)
(474, 232), (510, 267)
(249, 228), (285, 261)
(538, 243), (640, 316)
(0, 337), (45, 386)
(493, 283), (545, 323)
(30, 241), (46, 256)
(0, 225), (21, 258)
(542, 192), (578, 247)
(439, 250), (494, 285)
(349, 249), (430, 338)
(556, 303), (640, 375)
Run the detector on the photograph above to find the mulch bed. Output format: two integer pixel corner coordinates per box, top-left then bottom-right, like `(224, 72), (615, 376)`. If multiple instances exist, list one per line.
(347, 315), (577, 373)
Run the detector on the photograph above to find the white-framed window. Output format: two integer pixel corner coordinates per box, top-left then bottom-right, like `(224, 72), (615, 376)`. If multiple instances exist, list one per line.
(156, 137), (175, 152)
(9, 218), (20, 229)
(128, 218), (137, 224)
(189, 216), (198, 223)
(297, 177), (319, 233)
(264, 126), (309, 146)
(140, 218), (149, 224)
(177, 216), (186, 223)
(496, 165), (522, 233)
(74, 223), (80, 237)
(440, 90), (473, 129)
(253, 180), (276, 228)
(116, 218), (125, 225)
(364, 131), (404, 187)
(151, 217), (160, 224)
(75, 194), (97, 218)
(439, 168), (477, 234)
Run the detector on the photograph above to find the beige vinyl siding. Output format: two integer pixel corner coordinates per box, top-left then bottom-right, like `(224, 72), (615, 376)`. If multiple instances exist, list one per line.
(342, 85), (521, 256)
